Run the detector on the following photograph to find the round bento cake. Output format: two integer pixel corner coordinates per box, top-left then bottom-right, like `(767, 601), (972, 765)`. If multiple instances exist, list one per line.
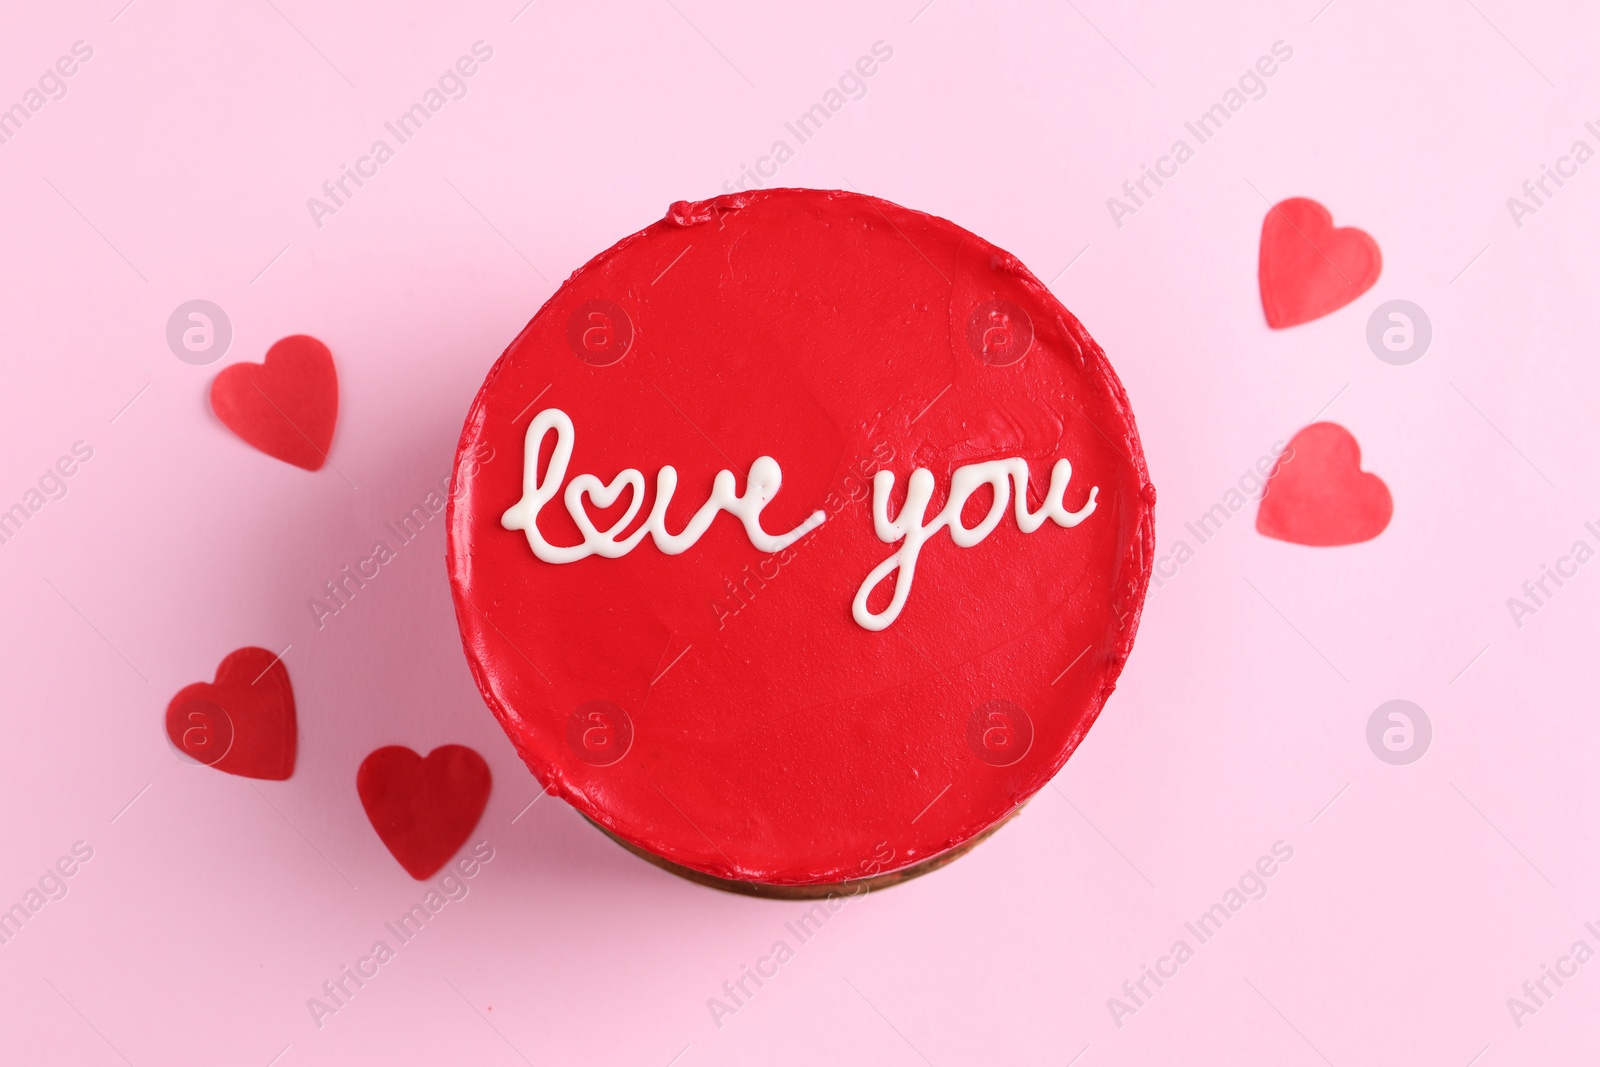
(448, 188), (1154, 895)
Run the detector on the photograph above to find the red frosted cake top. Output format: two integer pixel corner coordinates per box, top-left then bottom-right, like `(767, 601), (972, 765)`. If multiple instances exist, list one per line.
(448, 188), (1154, 886)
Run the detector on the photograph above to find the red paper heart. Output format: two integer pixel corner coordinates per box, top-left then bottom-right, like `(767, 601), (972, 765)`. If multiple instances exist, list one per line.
(165, 647), (296, 779)
(1257, 422), (1392, 546)
(210, 335), (338, 470)
(357, 746), (492, 880)
(1258, 198), (1381, 328)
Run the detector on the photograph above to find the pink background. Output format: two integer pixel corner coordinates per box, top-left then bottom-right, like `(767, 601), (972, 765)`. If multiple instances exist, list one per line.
(2, 0), (1596, 1063)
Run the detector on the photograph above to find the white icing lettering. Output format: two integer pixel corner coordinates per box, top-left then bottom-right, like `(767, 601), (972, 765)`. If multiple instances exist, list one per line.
(501, 408), (826, 564)
(852, 458), (1098, 631)
(500, 409), (1099, 631)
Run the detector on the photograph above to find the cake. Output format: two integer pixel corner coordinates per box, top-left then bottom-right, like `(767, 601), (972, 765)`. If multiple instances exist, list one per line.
(447, 188), (1154, 895)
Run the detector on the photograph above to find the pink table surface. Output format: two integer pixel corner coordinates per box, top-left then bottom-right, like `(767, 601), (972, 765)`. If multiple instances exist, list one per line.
(2, 0), (1597, 1064)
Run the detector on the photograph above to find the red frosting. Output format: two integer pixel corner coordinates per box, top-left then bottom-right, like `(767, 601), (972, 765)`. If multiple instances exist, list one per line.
(448, 189), (1154, 886)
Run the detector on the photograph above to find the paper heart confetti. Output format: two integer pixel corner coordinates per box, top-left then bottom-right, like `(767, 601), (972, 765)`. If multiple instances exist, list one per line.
(165, 647), (297, 779)
(1257, 422), (1392, 546)
(1258, 198), (1381, 329)
(357, 745), (491, 880)
(210, 334), (338, 470)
